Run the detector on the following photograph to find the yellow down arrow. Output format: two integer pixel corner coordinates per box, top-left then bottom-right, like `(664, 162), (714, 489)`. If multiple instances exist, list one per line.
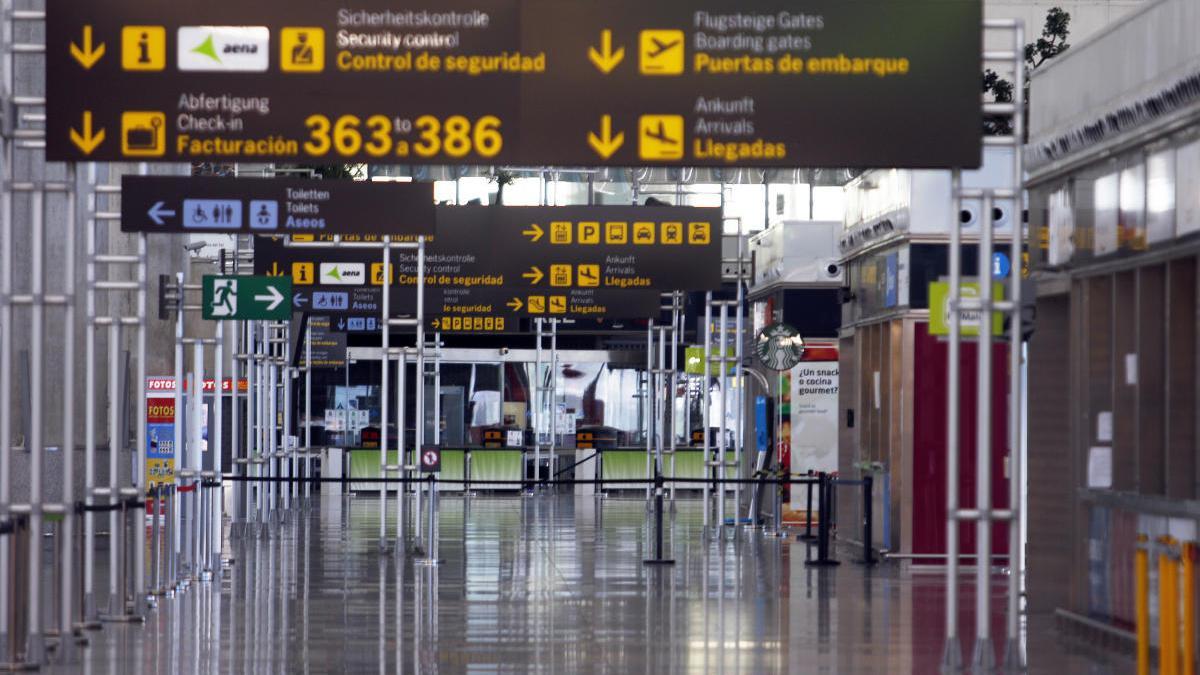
(522, 266), (545, 285)
(69, 111), (105, 155)
(587, 115), (624, 160)
(70, 25), (106, 69)
(506, 297), (524, 312)
(588, 29), (624, 74)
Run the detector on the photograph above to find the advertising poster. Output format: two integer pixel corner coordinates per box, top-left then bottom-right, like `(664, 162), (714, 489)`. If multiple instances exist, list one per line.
(789, 349), (839, 515)
(146, 396), (176, 497)
(778, 370), (792, 498)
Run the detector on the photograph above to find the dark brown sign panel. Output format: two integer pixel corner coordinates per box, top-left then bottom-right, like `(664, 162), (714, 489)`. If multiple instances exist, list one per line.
(120, 176), (435, 235)
(253, 204), (721, 329)
(47, 0), (981, 168)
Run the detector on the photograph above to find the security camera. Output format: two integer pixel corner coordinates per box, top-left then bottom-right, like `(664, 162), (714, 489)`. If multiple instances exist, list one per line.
(499, 347), (510, 356)
(826, 263), (840, 277)
(183, 242), (206, 253)
(959, 204), (979, 228)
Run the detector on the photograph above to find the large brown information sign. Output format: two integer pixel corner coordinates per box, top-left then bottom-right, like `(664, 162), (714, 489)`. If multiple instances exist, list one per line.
(253, 205), (721, 331)
(47, 0), (980, 167)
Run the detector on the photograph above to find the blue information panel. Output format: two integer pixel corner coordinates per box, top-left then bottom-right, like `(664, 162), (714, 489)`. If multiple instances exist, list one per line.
(992, 252), (1011, 279)
(183, 199), (242, 230)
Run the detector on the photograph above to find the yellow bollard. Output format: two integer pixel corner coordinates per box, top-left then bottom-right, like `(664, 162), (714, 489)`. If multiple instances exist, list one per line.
(1160, 536), (1179, 675)
(1138, 535), (1151, 675)
(1184, 542), (1196, 675)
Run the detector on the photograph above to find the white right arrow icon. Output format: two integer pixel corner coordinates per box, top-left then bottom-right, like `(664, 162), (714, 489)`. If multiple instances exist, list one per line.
(148, 201), (176, 226)
(254, 285), (285, 311)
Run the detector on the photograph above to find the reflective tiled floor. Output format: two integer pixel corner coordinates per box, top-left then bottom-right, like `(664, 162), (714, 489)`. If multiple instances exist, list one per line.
(55, 494), (1132, 673)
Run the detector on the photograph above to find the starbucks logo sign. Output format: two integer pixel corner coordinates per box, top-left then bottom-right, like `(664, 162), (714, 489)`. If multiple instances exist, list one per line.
(755, 323), (805, 371)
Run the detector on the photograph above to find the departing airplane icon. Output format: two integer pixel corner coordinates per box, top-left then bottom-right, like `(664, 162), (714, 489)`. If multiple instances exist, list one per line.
(643, 120), (679, 146)
(647, 37), (680, 58)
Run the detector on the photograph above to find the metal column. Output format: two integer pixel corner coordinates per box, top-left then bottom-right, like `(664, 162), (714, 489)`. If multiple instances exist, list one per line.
(380, 237), (391, 549)
(304, 325), (313, 499)
(1003, 19), (1028, 671)
(533, 317), (543, 493)
(702, 294), (712, 531)
(943, 19), (1026, 672)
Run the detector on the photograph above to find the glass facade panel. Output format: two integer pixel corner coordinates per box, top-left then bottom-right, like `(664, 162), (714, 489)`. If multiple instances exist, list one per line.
(1093, 171), (1119, 256)
(1118, 160), (1146, 251)
(1145, 148), (1175, 244)
(1176, 137), (1200, 237)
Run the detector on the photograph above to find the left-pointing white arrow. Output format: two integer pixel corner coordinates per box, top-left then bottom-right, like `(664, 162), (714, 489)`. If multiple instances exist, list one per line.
(148, 201), (176, 226)
(254, 285), (285, 311)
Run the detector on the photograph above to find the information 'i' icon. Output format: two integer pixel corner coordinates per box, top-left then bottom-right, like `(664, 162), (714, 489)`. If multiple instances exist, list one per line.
(121, 26), (165, 71)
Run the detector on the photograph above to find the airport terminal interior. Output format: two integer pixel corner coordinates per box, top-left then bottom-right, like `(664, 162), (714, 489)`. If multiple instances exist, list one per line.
(1, 0), (1199, 673)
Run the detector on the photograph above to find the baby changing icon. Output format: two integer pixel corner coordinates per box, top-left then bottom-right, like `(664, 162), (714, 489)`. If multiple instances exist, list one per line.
(249, 200), (279, 230)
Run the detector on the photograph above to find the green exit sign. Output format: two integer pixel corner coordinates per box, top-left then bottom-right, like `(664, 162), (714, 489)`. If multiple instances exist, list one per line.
(202, 276), (292, 321)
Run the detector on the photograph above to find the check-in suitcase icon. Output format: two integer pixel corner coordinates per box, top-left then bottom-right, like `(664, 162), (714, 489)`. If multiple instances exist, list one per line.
(125, 117), (162, 151)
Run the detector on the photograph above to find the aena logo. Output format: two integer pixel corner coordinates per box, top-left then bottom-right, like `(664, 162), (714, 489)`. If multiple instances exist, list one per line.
(178, 27), (269, 72)
(319, 263), (366, 285)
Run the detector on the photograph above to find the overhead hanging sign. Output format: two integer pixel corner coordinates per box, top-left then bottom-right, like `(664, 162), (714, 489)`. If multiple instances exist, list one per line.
(255, 205), (720, 330)
(120, 176), (435, 235)
(201, 275), (292, 320)
(301, 315), (349, 368)
(47, 0), (981, 168)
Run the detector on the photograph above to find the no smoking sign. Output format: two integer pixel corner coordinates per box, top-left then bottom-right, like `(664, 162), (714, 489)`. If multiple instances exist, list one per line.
(419, 446), (441, 473)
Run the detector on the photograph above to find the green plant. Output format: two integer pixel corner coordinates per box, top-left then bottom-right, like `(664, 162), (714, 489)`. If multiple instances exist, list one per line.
(983, 7), (1071, 137)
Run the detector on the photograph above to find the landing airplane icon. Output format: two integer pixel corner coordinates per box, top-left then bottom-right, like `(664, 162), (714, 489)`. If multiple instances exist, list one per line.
(644, 121), (679, 146)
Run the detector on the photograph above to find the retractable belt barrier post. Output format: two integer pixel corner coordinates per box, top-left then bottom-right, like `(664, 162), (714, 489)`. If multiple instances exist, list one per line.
(804, 473), (839, 568)
(149, 486), (161, 599)
(856, 475), (876, 566)
(643, 470), (675, 567)
(798, 471), (816, 541)
(417, 475), (439, 567)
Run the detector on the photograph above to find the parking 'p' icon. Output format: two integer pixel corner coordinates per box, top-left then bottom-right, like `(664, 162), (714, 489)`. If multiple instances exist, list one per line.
(579, 221), (600, 244)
